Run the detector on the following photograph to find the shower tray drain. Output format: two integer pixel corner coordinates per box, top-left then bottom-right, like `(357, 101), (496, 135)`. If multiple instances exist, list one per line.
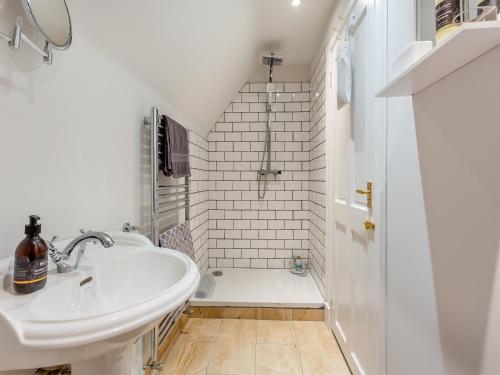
(212, 270), (223, 277)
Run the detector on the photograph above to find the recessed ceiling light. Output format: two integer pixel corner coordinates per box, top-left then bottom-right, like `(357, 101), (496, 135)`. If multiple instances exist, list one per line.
(291, 0), (301, 7)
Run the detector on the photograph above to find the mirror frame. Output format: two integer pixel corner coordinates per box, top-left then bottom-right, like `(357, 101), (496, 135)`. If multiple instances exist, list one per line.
(24, 0), (72, 50)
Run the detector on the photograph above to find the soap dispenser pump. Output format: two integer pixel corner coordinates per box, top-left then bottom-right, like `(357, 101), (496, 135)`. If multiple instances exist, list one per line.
(13, 215), (48, 294)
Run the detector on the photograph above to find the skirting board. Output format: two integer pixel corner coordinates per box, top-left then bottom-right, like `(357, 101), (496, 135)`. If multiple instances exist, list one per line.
(189, 306), (324, 321)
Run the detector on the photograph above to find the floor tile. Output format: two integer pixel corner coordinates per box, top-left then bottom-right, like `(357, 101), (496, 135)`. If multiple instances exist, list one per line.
(299, 346), (350, 375)
(207, 335), (255, 375)
(292, 321), (318, 346)
(257, 320), (295, 344)
(179, 318), (221, 342)
(172, 318), (350, 375)
(293, 321), (350, 375)
(161, 339), (214, 375)
(315, 321), (340, 345)
(218, 318), (257, 341)
(255, 344), (302, 375)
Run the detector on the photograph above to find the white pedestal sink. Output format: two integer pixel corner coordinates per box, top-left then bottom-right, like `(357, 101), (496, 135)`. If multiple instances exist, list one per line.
(0, 232), (200, 374)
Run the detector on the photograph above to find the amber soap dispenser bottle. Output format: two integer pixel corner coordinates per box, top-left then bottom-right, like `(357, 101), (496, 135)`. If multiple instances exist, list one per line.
(13, 215), (48, 294)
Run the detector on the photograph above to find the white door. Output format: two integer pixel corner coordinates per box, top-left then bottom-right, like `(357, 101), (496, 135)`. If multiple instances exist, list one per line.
(326, 1), (386, 374)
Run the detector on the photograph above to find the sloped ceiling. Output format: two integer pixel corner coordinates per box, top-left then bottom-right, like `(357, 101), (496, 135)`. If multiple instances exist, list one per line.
(70, 0), (336, 136)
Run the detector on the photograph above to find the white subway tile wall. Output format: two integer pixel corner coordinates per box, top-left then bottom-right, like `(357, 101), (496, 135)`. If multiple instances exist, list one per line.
(207, 82), (311, 269)
(309, 53), (327, 298)
(189, 131), (210, 274)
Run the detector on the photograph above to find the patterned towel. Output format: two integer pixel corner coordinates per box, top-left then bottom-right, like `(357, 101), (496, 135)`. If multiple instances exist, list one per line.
(159, 222), (194, 260)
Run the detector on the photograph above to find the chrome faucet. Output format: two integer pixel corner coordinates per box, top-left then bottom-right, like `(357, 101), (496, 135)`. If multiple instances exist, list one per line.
(48, 231), (114, 273)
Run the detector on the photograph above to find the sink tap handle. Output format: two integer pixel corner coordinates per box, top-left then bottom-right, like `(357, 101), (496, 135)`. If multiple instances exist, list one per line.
(122, 222), (142, 234)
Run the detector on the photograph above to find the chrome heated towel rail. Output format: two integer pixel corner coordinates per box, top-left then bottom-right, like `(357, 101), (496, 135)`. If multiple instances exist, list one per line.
(142, 107), (190, 370)
(144, 107), (189, 245)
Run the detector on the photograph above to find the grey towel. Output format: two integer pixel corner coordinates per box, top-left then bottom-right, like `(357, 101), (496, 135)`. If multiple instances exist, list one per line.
(162, 115), (191, 178)
(159, 222), (194, 260)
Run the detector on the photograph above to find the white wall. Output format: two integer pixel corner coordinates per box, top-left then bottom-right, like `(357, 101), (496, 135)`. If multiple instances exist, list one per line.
(249, 65), (311, 83)
(386, 2), (445, 374)
(386, 1), (500, 374)
(310, 0), (354, 77)
(71, 0), (335, 137)
(0, 3), (190, 260)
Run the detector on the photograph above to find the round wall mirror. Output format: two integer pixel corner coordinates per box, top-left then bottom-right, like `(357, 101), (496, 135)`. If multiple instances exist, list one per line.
(23, 0), (72, 50)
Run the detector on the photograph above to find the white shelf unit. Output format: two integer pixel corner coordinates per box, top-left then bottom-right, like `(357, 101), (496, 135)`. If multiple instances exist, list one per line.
(377, 21), (500, 98)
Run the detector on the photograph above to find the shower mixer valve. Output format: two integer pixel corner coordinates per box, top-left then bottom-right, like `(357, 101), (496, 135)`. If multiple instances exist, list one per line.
(258, 169), (282, 176)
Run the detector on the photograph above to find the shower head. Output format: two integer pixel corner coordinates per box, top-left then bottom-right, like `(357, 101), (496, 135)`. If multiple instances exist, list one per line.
(262, 54), (283, 83)
(262, 55), (284, 66)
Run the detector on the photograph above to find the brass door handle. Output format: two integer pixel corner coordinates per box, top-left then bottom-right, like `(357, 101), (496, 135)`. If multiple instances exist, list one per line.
(356, 181), (373, 208)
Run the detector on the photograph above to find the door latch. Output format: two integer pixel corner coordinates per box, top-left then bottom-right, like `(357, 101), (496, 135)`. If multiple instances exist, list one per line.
(364, 219), (375, 231)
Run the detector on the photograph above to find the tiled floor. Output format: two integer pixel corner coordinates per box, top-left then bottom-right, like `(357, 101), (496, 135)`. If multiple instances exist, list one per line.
(160, 318), (351, 375)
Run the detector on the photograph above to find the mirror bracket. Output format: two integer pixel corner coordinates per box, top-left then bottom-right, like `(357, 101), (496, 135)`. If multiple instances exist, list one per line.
(1, 16), (56, 65)
(8, 17), (22, 49)
(43, 41), (53, 65)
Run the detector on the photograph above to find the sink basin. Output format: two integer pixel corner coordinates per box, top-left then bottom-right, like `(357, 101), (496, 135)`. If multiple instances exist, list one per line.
(0, 232), (200, 374)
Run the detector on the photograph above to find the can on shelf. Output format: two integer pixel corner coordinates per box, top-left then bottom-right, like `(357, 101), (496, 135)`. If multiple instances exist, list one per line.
(435, 0), (462, 42)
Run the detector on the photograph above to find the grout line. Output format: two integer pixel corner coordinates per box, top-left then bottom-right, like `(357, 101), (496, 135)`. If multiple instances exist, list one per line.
(292, 321), (307, 375)
(203, 318), (221, 374)
(253, 319), (258, 375)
